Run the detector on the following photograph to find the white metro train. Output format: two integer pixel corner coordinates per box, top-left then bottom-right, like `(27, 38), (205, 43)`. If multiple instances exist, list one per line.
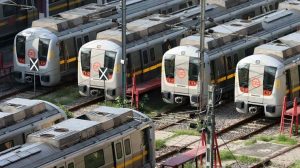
(0, 106), (155, 168)
(161, 1), (300, 108)
(78, 0), (282, 99)
(0, 98), (66, 152)
(13, 0), (199, 86)
(235, 30), (300, 117)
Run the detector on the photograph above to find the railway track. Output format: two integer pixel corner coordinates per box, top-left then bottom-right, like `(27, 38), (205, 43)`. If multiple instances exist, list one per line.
(155, 113), (280, 164)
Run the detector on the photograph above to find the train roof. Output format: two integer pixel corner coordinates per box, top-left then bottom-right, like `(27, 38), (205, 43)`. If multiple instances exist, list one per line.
(0, 106), (150, 168)
(278, 0), (300, 11)
(254, 31), (300, 59)
(208, 0), (249, 9)
(0, 98), (66, 138)
(97, 13), (181, 43)
(32, 3), (116, 32)
(176, 2), (300, 59)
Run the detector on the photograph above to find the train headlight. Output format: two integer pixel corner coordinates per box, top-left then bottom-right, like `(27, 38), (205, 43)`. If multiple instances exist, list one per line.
(41, 75), (50, 82)
(266, 105), (275, 113)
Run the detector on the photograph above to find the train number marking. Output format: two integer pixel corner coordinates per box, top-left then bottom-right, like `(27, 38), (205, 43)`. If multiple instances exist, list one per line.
(28, 49), (36, 58)
(176, 68), (186, 78)
(93, 62), (101, 72)
(251, 78), (261, 88)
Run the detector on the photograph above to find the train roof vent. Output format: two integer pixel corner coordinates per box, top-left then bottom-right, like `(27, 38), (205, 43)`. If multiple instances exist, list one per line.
(27, 107), (133, 149)
(207, 0), (249, 9)
(32, 3), (116, 32)
(254, 32), (300, 59)
(96, 14), (180, 43)
(279, 0), (300, 11)
(181, 19), (262, 50)
(0, 98), (46, 129)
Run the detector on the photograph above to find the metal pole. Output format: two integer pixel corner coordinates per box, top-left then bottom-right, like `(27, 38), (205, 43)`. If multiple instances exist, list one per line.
(45, 0), (49, 17)
(34, 72), (36, 96)
(199, 0), (206, 111)
(121, 0), (127, 107)
(104, 79), (107, 105)
(206, 85), (215, 168)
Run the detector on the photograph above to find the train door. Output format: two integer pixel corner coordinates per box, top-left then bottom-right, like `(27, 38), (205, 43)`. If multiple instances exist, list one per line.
(141, 49), (150, 82)
(123, 137), (133, 168)
(59, 41), (67, 72)
(174, 55), (189, 95)
(90, 48), (105, 86)
(113, 140), (125, 168)
(248, 64), (264, 104)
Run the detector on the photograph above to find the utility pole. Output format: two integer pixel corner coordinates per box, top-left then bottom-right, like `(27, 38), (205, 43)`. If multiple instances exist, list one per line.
(199, 0), (206, 112)
(206, 85), (215, 167)
(121, 0), (127, 107)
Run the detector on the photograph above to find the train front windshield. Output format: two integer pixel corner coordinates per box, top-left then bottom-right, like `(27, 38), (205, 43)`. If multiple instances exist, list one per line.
(38, 38), (50, 66)
(103, 51), (116, 79)
(16, 35), (26, 64)
(263, 66), (276, 95)
(164, 54), (175, 83)
(238, 64), (250, 93)
(81, 49), (91, 77)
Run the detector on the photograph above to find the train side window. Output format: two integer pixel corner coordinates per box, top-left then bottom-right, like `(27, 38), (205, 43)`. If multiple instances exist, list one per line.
(143, 50), (149, 65)
(59, 42), (65, 59)
(168, 8), (173, 14)
(3, 3), (17, 17)
(233, 54), (239, 66)
(116, 142), (123, 159)
(210, 60), (216, 80)
(269, 5), (273, 11)
(124, 139), (131, 155)
(226, 56), (233, 70)
(84, 36), (89, 43)
(84, 149), (105, 168)
(179, 3), (187, 9)
(150, 48), (155, 62)
(0, 140), (14, 152)
(275, 2), (279, 9)
(188, 1), (193, 6)
(76, 38), (83, 51)
(245, 46), (255, 57)
(67, 162), (74, 168)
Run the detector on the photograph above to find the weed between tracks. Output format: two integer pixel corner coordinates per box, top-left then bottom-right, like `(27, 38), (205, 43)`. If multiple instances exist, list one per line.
(291, 160), (300, 168)
(255, 135), (297, 145)
(220, 150), (260, 164)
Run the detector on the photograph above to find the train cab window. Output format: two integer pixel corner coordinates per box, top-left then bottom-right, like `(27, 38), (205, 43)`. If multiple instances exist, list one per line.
(84, 149), (105, 168)
(16, 35), (26, 63)
(263, 66), (276, 94)
(116, 142), (123, 159)
(67, 162), (74, 168)
(0, 140), (14, 152)
(150, 48), (155, 62)
(189, 58), (199, 82)
(84, 35), (89, 43)
(143, 50), (149, 65)
(104, 51), (116, 78)
(238, 64), (250, 89)
(124, 139), (131, 155)
(164, 54), (175, 79)
(80, 49), (91, 73)
(3, 3), (17, 17)
(38, 38), (50, 64)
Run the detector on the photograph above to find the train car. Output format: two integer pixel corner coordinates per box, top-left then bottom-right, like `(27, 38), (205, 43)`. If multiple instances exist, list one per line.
(0, 0), (38, 40)
(235, 31), (300, 117)
(13, 0), (199, 87)
(0, 98), (67, 152)
(78, 0), (282, 99)
(0, 106), (155, 168)
(161, 1), (300, 108)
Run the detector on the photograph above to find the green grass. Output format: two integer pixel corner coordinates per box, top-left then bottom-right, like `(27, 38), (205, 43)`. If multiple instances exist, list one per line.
(38, 85), (81, 105)
(290, 160), (300, 168)
(256, 135), (274, 142)
(273, 135), (297, 145)
(220, 150), (260, 164)
(244, 139), (257, 146)
(220, 150), (235, 161)
(155, 139), (167, 150)
(173, 129), (200, 136)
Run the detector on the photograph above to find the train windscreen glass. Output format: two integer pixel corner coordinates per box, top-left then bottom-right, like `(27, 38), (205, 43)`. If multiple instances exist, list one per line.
(164, 54), (175, 83)
(81, 49), (91, 77)
(16, 35), (26, 64)
(38, 38), (50, 66)
(263, 66), (277, 96)
(238, 64), (250, 93)
(104, 51), (116, 79)
(189, 58), (199, 86)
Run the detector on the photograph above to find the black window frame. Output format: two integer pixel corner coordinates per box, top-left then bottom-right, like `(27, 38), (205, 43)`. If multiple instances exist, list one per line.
(124, 139), (131, 155)
(80, 48), (91, 72)
(263, 66), (277, 92)
(84, 149), (105, 168)
(238, 64), (250, 88)
(116, 142), (123, 159)
(142, 50), (149, 65)
(150, 48), (155, 62)
(38, 38), (50, 62)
